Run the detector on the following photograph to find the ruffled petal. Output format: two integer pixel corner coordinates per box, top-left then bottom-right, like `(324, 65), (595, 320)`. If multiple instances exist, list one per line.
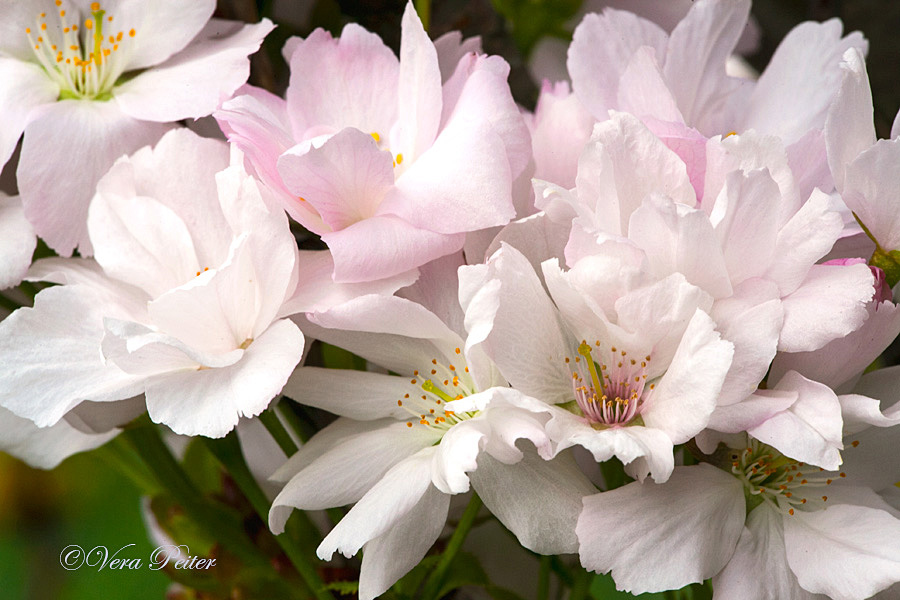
(714, 504), (824, 600)
(748, 371), (844, 470)
(322, 214), (464, 283)
(662, 0), (750, 132)
(642, 309), (733, 445)
(143, 318), (304, 437)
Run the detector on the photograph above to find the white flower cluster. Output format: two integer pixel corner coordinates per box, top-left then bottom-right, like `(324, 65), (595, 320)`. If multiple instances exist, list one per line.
(1, 1), (899, 599)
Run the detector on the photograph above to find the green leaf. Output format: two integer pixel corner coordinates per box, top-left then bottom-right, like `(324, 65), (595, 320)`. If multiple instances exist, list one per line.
(181, 438), (224, 495)
(323, 580), (360, 596)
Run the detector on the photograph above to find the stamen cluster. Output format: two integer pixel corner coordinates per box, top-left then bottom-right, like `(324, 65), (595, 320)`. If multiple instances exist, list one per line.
(399, 348), (478, 432)
(729, 439), (843, 516)
(25, 1), (134, 100)
(569, 340), (653, 427)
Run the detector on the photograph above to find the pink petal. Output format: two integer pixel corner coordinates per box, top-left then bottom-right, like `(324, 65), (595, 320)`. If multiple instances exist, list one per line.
(285, 26), (398, 140)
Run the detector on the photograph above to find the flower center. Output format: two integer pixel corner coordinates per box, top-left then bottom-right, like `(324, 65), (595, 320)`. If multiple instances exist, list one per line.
(568, 340), (653, 428)
(26, 1), (135, 100)
(728, 439), (843, 516)
(400, 348), (478, 433)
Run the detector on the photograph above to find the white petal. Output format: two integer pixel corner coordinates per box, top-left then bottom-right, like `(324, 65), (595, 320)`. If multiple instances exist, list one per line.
(0, 195), (36, 289)
(18, 100), (171, 256)
(113, 0), (216, 70)
(663, 0), (750, 130)
(642, 309), (733, 444)
(743, 19), (867, 145)
(144, 319), (304, 438)
(283, 367), (415, 421)
(394, 2), (442, 163)
(577, 464), (745, 594)
(471, 448), (596, 555)
(358, 484), (450, 600)
(825, 48), (875, 192)
(281, 250), (416, 316)
(766, 188), (845, 296)
(581, 113), (696, 237)
(778, 263), (873, 353)
(628, 194), (732, 299)
(88, 191), (201, 298)
(0, 406), (118, 470)
(545, 410), (674, 483)
(568, 9), (668, 120)
(749, 371), (844, 470)
(842, 138), (900, 251)
(317, 447), (438, 559)
(771, 300), (900, 392)
(462, 244), (572, 403)
(269, 420), (438, 532)
(0, 58), (57, 167)
(711, 281), (783, 406)
(709, 168), (781, 286)
(714, 504), (824, 600)
(114, 19), (274, 122)
(0, 285), (144, 427)
(785, 503), (900, 600)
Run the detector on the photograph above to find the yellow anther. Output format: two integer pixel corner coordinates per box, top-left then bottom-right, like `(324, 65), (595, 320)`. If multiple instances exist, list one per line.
(370, 132), (380, 143)
(396, 153), (404, 165)
(91, 2), (100, 10)
(85, 18), (93, 29)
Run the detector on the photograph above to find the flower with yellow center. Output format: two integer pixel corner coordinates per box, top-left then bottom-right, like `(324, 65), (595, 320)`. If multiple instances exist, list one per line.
(0, 0), (273, 256)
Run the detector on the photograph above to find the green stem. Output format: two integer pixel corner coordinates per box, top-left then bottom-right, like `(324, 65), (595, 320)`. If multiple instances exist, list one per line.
(415, 0), (431, 31)
(203, 433), (335, 600)
(95, 435), (163, 495)
(537, 555), (551, 600)
(422, 493), (483, 600)
(259, 405), (299, 456)
(121, 421), (266, 568)
(570, 568), (592, 600)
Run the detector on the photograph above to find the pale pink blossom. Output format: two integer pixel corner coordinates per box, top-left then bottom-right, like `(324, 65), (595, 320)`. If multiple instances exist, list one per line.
(216, 2), (529, 283)
(0, 0), (273, 255)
